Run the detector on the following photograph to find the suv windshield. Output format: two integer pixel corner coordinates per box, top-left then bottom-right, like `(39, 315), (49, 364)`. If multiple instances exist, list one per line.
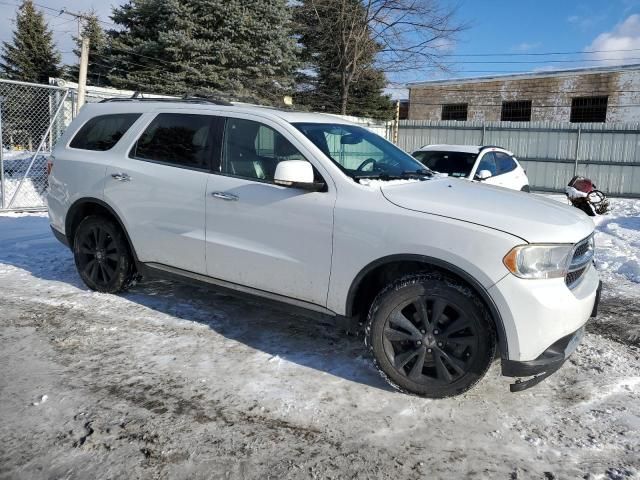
(412, 150), (477, 178)
(293, 123), (430, 181)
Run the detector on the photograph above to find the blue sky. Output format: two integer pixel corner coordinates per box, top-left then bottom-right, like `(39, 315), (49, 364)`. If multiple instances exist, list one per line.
(1, 0), (640, 97)
(446, 0), (640, 75)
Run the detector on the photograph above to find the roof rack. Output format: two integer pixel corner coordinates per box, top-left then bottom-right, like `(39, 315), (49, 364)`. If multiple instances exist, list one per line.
(99, 96), (233, 106)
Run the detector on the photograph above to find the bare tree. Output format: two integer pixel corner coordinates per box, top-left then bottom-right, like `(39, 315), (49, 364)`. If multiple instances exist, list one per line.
(296, 0), (464, 114)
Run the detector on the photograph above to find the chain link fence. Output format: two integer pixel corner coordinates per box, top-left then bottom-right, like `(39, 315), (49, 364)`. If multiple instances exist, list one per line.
(0, 78), (140, 211)
(0, 79), (70, 210)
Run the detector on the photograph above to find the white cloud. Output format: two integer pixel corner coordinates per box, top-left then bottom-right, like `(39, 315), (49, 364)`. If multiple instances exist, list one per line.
(586, 14), (640, 65)
(568, 13), (606, 30)
(512, 42), (542, 52)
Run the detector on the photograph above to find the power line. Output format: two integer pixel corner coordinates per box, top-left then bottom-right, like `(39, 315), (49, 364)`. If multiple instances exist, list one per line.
(440, 47), (640, 57)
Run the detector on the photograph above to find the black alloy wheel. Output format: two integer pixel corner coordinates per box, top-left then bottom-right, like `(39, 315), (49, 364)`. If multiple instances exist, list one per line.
(73, 215), (132, 293)
(366, 273), (495, 398)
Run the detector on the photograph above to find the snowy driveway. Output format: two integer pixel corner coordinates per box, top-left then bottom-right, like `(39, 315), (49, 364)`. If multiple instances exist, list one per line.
(1, 202), (639, 479)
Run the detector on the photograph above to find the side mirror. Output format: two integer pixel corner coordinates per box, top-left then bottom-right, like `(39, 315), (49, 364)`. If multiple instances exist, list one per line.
(274, 160), (325, 191)
(475, 169), (493, 180)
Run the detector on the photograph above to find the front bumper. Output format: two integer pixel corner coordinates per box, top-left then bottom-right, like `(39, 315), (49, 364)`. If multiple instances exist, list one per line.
(500, 279), (602, 392)
(489, 264), (600, 362)
(502, 326), (585, 392)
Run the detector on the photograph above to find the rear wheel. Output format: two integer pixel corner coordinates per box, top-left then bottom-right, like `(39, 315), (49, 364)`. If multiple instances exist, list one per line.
(73, 215), (132, 293)
(365, 273), (496, 398)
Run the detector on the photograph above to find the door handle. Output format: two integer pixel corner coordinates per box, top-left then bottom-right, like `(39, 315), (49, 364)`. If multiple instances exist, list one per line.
(211, 191), (238, 201)
(111, 172), (131, 182)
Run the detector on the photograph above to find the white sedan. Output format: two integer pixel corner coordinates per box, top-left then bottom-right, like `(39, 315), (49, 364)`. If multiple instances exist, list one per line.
(412, 144), (530, 192)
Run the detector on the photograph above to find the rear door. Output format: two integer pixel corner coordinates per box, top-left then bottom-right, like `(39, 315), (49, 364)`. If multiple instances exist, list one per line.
(103, 111), (223, 274)
(494, 151), (528, 190)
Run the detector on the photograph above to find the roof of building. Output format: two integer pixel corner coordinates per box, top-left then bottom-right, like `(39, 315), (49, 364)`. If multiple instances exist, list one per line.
(408, 63), (640, 88)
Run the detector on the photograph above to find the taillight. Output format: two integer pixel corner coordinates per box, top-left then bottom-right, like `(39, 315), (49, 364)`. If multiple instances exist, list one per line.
(46, 156), (54, 177)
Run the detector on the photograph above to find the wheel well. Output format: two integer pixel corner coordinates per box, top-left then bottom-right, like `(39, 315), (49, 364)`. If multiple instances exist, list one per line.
(65, 201), (114, 245)
(64, 199), (138, 265)
(348, 258), (508, 356)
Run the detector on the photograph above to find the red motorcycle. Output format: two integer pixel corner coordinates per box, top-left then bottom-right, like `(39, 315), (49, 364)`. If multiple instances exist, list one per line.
(565, 176), (609, 216)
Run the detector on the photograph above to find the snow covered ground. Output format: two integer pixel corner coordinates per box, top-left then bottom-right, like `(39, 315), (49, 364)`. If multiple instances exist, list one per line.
(0, 199), (639, 479)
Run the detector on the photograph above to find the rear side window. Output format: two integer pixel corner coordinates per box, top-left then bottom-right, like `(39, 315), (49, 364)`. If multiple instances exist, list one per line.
(495, 152), (517, 174)
(70, 113), (141, 151)
(476, 152), (497, 176)
(131, 113), (223, 170)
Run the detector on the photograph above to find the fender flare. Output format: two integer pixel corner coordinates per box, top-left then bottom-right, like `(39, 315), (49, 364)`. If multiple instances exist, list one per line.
(65, 197), (141, 266)
(345, 254), (509, 357)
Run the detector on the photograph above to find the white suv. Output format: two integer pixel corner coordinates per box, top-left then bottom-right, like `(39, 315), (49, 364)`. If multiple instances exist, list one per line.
(47, 98), (601, 398)
(412, 144), (530, 192)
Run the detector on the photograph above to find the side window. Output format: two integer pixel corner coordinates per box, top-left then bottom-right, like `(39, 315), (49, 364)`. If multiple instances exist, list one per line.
(495, 152), (517, 174)
(476, 152), (497, 176)
(222, 118), (308, 181)
(132, 113), (221, 170)
(70, 113), (140, 151)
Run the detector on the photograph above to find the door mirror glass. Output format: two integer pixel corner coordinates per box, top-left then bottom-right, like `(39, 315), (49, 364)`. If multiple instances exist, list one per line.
(476, 169), (493, 180)
(274, 160), (324, 190)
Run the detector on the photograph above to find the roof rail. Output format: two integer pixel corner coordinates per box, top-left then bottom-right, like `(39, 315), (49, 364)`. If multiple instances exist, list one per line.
(99, 97), (233, 106)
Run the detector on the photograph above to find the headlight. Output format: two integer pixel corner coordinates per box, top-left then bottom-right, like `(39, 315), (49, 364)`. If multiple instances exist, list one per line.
(503, 244), (573, 279)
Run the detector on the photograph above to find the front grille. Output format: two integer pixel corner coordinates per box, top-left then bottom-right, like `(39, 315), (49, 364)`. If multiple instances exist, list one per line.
(565, 267), (587, 287)
(565, 234), (594, 288)
(573, 241), (590, 258)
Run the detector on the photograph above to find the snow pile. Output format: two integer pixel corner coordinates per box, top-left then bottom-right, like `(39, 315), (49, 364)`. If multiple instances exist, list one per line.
(593, 198), (640, 284)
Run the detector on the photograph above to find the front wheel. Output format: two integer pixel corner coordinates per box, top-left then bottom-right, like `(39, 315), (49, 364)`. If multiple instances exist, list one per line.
(73, 215), (133, 293)
(365, 273), (496, 398)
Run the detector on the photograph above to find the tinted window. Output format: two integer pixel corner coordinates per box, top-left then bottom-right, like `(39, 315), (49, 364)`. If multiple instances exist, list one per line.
(222, 118), (308, 181)
(413, 151), (476, 178)
(477, 152), (497, 176)
(293, 123), (426, 180)
(70, 113), (140, 151)
(495, 152), (517, 174)
(132, 113), (220, 169)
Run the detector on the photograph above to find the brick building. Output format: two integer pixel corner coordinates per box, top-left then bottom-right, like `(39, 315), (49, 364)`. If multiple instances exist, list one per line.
(407, 64), (640, 123)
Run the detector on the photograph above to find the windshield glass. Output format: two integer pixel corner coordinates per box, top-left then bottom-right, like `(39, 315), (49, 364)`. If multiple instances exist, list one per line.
(293, 123), (430, 181)
(412, 150), (477, 178)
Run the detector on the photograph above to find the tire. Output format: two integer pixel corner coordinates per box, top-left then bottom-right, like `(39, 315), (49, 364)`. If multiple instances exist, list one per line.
(365, 273), (496, 398)
(520, 185), (531, 193)
(73, 215), (133, 293)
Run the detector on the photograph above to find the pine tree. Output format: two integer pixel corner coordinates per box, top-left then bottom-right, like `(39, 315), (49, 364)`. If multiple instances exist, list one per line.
(108, 0), (298, 100)
(293, 0), (392, 118)
(67, 14), (112, 87)
(108, 0), (187, 94)
(0, 0), (61, 83)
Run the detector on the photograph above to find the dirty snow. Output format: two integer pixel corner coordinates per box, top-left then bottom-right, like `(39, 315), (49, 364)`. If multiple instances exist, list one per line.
(0, 202), (639, 479)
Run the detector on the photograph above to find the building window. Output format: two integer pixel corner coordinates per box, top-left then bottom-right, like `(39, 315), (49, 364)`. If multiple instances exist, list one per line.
(501, 100), (532, 122)
(441, 103), (468, 121)
(570, 96), (608, 123)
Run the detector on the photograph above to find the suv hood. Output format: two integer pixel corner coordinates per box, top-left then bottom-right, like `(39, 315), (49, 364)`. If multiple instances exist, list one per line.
(380, 178), (594, 244)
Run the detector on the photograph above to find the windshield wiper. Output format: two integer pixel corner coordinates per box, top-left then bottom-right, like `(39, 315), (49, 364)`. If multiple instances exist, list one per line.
(401, 168), (433, 177)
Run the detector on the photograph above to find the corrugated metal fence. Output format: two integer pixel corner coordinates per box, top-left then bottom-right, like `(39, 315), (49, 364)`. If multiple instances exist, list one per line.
(395, 120), (640, 198)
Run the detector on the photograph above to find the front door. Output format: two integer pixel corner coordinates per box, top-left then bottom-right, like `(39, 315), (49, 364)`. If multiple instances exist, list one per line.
(104, 112), (222, 274)
(204, 115), (335, 307)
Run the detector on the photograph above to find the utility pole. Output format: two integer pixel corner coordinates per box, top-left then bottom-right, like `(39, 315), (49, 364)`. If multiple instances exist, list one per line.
(77, 36), (90, 111)
(57, 8), (92, 114)
(393, 100), (400, 145)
